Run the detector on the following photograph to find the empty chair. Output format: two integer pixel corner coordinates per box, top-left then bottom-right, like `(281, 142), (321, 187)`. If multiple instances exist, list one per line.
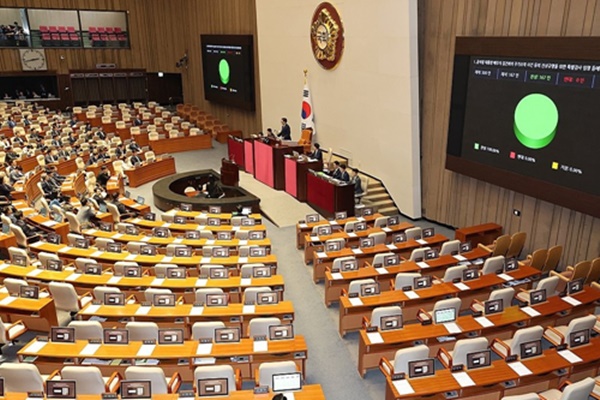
(161, 214), (174, 223)
(331, 256), (357, 272)
(481, 255), (506, 275)
(242, 287), (273, 304)
(154, 263), (179, 277)
(515, 275), (559, 304)
(438, 337), (489, 368)
(49, 282), (94, 325)
(343, 221), (357, 233)
(125, 322), (159, 342)
(60, 366), (121, 394)
(166, 244), (187, 257)
(199, 230), (214, 239)
(440, 239), (461, 256)
(191, 321), (226, 340)
(116, 223), (134, 233)
(75, 257), (99, 272)
(194, 365), (240, 393)
(144, 288), (173, 303)
(0, 363), (47, 392)
(379, 345), (430, 377)
(9, 225), (33, 247)
(113, 261), (140, 276)
(373, 217), (388, 228)
(409, 247), (431, 262)
(0, 316), (27, 349)
(478, 234), (511, 256)
(38, 251), (61, 268)
(542, 245), (563, 274)
(3, 278), (28, 295)
(248, 317), (282, 338)
(234, 230), (249, 240)
(544, 314), (596, 348)
(365, 306), (402, 330)
(65, 211), (81, 233)
(240, 263), (267, 278)
(95, 237), (115, 250)
(145, 151), (156, 162)
(68, 320), (103, 340)
(231, 216), (243, 226)
(124, 366), (181, 394)
(194, 215), (208, 225)
(372, 252), (397, 266)
(393, 272), (422, 290)
(417, 297), (462, 324)
(471, 287), (515, 313)
(346, 278), (377, 296)
(550, 260), (592, 293)
(538, 377), (594, 400)
(126, 242), (147, 254)
(405, 227), (423, 240)
(93, 286), (124, 301)
(586, 257), (600, 284)
(255, 361), (298, 388)
(195, 288), (225, 304)
(368, 231), (386, 245)
(67, 233), (86, 246)
(8, 246), (30, 265)
(506, 231), (527, 259)
(491, 325), (544, 359)
(523, 248), (548, 272)
(325, 238), (346, 251)
(198, 264), (227, 277)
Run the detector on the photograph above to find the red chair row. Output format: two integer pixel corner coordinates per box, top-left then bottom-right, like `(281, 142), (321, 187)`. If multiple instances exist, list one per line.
(39, 26), (76, 33)
(88, 27), (124, 34)
(41, 33), (80, 46)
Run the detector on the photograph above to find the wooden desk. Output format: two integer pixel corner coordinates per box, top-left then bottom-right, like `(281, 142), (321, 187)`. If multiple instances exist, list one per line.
(337, 263), (536, 336)
(161, 209), (263, 224)
(126, 218), (268, 235)
(253, 140), (303, 190)
(118, 197), (151, 215)
(385, 337), (600, 400)
(0, 291), (58, 331)
(329, 247), (491, 307)
(0, 233), (17, 258)
(312, 234), (449, 283)
(25, 214), (70, 244)
(149, 134), (212, 154)
(77, 301), (295, 337)
(125, 157), (176, 188)
(357, 286), (600, 376)
(295, 213), (385, 249)
(284, 156), (323, 202)
(455, 223), (503, 247)
(18, 336), (307, 382)
(306, 171), (355, 219)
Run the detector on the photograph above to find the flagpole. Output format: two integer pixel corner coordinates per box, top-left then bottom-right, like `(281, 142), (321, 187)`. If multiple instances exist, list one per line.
(303, 69), (308, 85)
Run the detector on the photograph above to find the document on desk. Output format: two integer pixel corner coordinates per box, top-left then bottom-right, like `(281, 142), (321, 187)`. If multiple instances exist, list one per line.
(392, 379), (415, 395)
(404, 291), (419, 300)
(42, 220), (57, 227)
(508, 361), (533, 376)
(561, 296), (582, 306)
(316, 252), (327, 259)
(196, 343), (213, 355)
(238, 257), (248, 263)
(417, 262), (430, 269)
(27, 268), (43, 277)
(253, 341), (268, 352)
(453, 282), (470, 291)
(232, 226), (241, 231)
(195, 279), (208, 287)
(240, 278), (252, 286)
(85, 229), (97, 235)
(452, 372), (476, 387)
(375, 267), (388, 275)
(91, 251), (104, 257)
(348, 297), (363, 306)
(111, 233), (123, 239)
(108, 276), (122, 284)
(135, 306), (151, 315)
(80, 343), (101, 356)
(132, 218), (141, 223)
(366, 332), (384, 344)
(82, 305), (101, 314)
(190, 306), (204, 316)
(205, 239), (216, 245)
(386, 244), (397, 250)
(196, 225), (207, 231)
(443, 322), (462, 334)
(65, 273), (82, 282)
(140, 236), (151, 242)
(416, 239), (428, 245)
(347, 232), (357, 238)
(25, 339), (47, 353)
(330, 273), (343, 280)
(125, 254), (138, 261)
(474, 316), (494, 328)
(152, 278), (165, 285)
(520, 306), (541, 317)
(497, 273), (514, 281)
(352, 248), (363, 255)
(200, 257), (211, 263)
(356, 217), (365, 222)
(28, 241), (43, 248)
(382, 227), (392, 233)
(137, 344), (156, 357)
(298, 223), (308, 229)
(162, 223), (171, 228)
(0, 296), (16, 306)
(0, 263), (8, 271)
(58, 246), (73, 253)
(310, 236), (319, 242)
(558, 349), (583, 363)
(238, 240), (248, 246)
(453, 254), (467, 262)
(243, 305), (256, 314)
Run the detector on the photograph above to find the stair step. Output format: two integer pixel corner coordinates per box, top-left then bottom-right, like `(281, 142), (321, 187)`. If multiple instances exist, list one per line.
(379, 206), (399, 216)
(370, 200), (394, 208)
(368, 187), (386, 195)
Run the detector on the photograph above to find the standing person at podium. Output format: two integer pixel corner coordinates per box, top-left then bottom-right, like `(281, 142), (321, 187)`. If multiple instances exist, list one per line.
(277, 117), (291, 140)
(351, 168), (363, 195)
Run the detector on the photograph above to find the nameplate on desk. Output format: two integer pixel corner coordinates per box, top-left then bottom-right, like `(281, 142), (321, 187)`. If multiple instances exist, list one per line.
(381, 227), (392, 233)
(298, 223), (308, 229)
(310, 236), (320, 242)
(151, 278), (165, 285)
(162, 256), (174, 262)
(347, 232), (357, 238)
(28, 241), (43, 248)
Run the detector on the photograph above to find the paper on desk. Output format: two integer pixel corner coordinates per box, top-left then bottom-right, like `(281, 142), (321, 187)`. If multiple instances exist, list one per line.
(521, 306), (541, 317)
(200, 257), (211, 263)
(162, 223), (171, 227)
(298, 223), (308, 229)
(232, 226), (241, 231)
(561, 296), (582, 306)
(453, 255), (467, 262)
(417, 262), (430, 269)
(498, 273), (514, 281)
(508, 361), (532, 376)
(386, 244), (397, 250)
(558, 349), (583, 363)
(112, 233), (123, 239)
(152, 278), (165, 285)
(196, 226), (206, 231)
(347, 232), (357, 238)
(82, 305), (101, 314)
(238, 240), (248, 245)
(454, 282), (470, 291)
(0, 296), (16, 306)
(444, 322), (462, 334)
(190, 306), (204, 316)
(196, 343), (213, 355)
(404, 291), (419, 299)
(375, 267), (388, 275)
(243, 305), (256, 314)
(238, 257), (248, 263)
(135, 306), (151, 315)
(452, 372), (475, 387)
(382, 227), (392, 233)
(316, 252), (327, 259)
(392, 379), (415, 395)
(367, 332), (384, 344)
(352, 248), (363, 255)
(357, 217), (365, 222)
(27, 268), (43, 277)
(28, 241), (43, 248)
(58, 246), (73, 253)
(173, 238), (184, 244)
(108, 276), (122, 284)
(240, 278), (252, 286)
(85, 229), (97, 235)
(80, 343), (101, 356)
(310, 236), (320, 242)
(65, 273), (82, 282)
(25, 340), (47, 353)
(132, 218), (141, 223)
(474, 316), (494, 328)
(125, 254), (138, 261)
(416, 239), (428, 245)
(205, 239), (216, 245)
(195, 279), (208, 287)
(253, 341), (268, 352)
(162, 256), (174, 262)
(330, 273), (343, 280)
(42, 220), (57, 227)
(165, 210), (176, 216)
(0, 263), (8, 271)
(137, 344), (156, 357)
(348, 297), (363, 306)
(140, 236), (151, 242)
(91, 251), (104, 257)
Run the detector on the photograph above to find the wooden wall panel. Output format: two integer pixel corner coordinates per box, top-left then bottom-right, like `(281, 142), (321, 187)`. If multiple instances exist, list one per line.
(419, 0), (600, 266)
(0, 0), (261, 135)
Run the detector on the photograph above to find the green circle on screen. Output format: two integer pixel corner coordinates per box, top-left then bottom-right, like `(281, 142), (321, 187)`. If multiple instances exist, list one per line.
(219, 59), (230, 85)
(513, 93), (558, 149)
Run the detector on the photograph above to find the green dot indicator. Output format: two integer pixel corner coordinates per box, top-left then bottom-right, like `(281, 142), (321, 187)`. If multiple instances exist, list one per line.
(514, 93), (558, 149)
(219, 59), (230, 85)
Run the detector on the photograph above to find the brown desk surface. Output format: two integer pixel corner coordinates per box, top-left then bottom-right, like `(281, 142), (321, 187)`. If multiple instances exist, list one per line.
(125, 157), (176, 188)
(126, 218), (267, 233)
(0, 291), (53, 313)
(295, 213), (385, 248)
(162, 209), (262, 222)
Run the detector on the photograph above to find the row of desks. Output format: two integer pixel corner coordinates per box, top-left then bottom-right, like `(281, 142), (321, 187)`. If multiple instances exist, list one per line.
(295, 212), (385, 248)
(124, 218), (268, 234)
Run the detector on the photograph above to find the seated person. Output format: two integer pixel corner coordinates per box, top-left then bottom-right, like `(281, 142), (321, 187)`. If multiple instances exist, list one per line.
(351, 168), (363, 195)
(339, 164), (350, 182)
(96, 166), (111, 187)
(13, 210), (41, 241)
(76, 198), (98, 229)
(40, 173), (60, 200)
(108, 192), (135, 219)
(309, 143), (323, 161)
(0, 172), (14, 199)
(204, 175), (224, 199)
(330, 161), (342, 179)
(129, 151), (143, 166)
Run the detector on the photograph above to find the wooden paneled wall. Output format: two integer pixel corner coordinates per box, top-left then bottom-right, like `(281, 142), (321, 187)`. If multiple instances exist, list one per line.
(419, 0), (600, 266)
(0, 0), (261, 134)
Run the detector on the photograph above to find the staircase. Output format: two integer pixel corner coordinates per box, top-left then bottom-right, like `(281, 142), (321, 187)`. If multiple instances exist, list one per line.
(361, 179), (399, 216)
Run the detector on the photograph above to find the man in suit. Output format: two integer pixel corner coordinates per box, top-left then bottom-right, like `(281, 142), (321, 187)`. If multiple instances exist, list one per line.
(40, 173), (59, 200)
(277, 117), (291, 140)
(96, 165), (111, 187)
(133, 116), (143, 126)
(130, 151), (142, 166)
(351, 167), (364, 195)
(309, 143), (323, 161)
(128, 140), (141, 153)
(330, 161), (342, 179)
(6, 116), (15, 129)
(339, 164), (350, 182)
(96, 129), (106, 140)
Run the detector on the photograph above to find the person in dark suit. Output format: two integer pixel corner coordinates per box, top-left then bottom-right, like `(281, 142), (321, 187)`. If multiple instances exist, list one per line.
(96, 129), (106, 140)
(96, 165), (111, 187)
(351, 167), (364, 195)
(309, 143), (323, 161)
(14, 210), (40, 239)
(133, 116), (143, 126)
(130, 151), (142, 166)
(129, 140), (141, 153)
(277, 117), (291, 140)
(331, 161), (342, 179)
(40, 174), (59, 200)
(339, 164), (350, 182)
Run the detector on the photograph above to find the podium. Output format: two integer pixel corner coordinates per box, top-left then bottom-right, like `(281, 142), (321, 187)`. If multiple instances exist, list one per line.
(284, 156), (323, 202)
(306, 171), (355, 218)
(220, 158), (239, 186)
(227, 136), (245, 170)
(254, 139), (304, 190)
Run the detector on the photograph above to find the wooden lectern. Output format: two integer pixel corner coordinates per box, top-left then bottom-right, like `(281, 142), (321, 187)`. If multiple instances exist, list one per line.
(221, 157), (239, 186)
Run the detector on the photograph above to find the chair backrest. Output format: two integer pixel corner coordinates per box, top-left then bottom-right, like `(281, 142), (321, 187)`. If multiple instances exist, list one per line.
(370, 306), (402, 328)
(126, 242), (146, 254)
(405, 227), (422, 240)
(368, 231), (387, 245)
(543, 245), (563, 273)
(490, 234), (511, 256)
(560, 377), (595, 400)
(569, 260), (592, 282)
(372, 252), (396, 266)
(587, 257), (600, 284)
(527, 248), (548, 271)
(38, 251), (60, 267)
(343, 221), (357, 233)
(509, 325), (544, 355)
(248, 317), (282, 338)
(3, 277), (28, 295)
(409, 247), (430, 262)
(67, 233), (85, 246)
(440, 240), (461, 256)
(231, 216), (243, 226)
(93, 286), (122, 300)
(564, 315), (596, 347)
(191, 321), (226, 340)
(242, 287), (273, 304)
(331, 256), (357, 271)
(257, 361), (297, 388)
(61, 366), (106, 395)
(199, 230), (214, 239)
(392, 345), (430, 374)
(348, 278), (376, 296)
(144, 288), (172, 303)
(506, 231), (527, 259)
(234, 230), (249, 240)
(9, 224), (28, 247)
(451, 337), (489, 367)
(194, 215), (208, 225)
(106, 203), (120, 221)
(113, 261), (139, 275)
(95, 237), (114, 250)
(125, 322), (159, 341)
(194, 365), (237, 392)
(0, 362), (44, 392)
(394, 273), (421, 290)
(195, 288), (224, 304)
(125, 366), (168, 394)
(442, 265), (468, 282)
(488, 287), (515, 306)
(325, 238), (345, 249)
(198, 264), (226, 276)
(68, 320), (103, 340)
(75, 257), (98, 272)
(49, 282), (80, 312)
(145, 150), (156, 161)
(481, 255), (506, 275)
(65, 211), (81, 233)
(533, 275), (559, 296)
(8, 246), (29, 265)
(373, 217), (388, 228)
(432, 297), (462, 317)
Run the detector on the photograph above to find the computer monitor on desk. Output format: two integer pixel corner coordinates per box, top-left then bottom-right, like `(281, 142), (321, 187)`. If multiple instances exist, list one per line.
(380, 315), (403, 331)
(46, 380), (76, 399)
(268, 324), (294, 341)
(520, 340), (542, 359)
(272, 372), (302, 393)
(529, 289), (547, 305)
(466, 350), (491, 370)
(214, 327), (240, 343)
(570, 329), (590, 348)
(433, 307), (456, 324)
(484, 299), (504, 315)
(408, 359), (435, 378)
(121, 381), (152, 399)
(103, 328), (129, 344)
(198, 378), (229, 397)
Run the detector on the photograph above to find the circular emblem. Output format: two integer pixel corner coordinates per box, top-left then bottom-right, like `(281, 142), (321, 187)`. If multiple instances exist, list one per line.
(219, 59), (230, 85)
(310, 2), (344, 70)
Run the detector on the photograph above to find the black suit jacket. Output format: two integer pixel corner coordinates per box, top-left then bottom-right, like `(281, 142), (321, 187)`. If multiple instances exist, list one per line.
(310, 149), (323, 161)
(332, 168), (342, 180)
(340, 171), (350, 182)
(278, 124), (291, 140)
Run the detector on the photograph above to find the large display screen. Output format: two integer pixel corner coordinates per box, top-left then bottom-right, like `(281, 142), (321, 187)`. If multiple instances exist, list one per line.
(447, 38), (600, 217)
(200, 34), (255, 111)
